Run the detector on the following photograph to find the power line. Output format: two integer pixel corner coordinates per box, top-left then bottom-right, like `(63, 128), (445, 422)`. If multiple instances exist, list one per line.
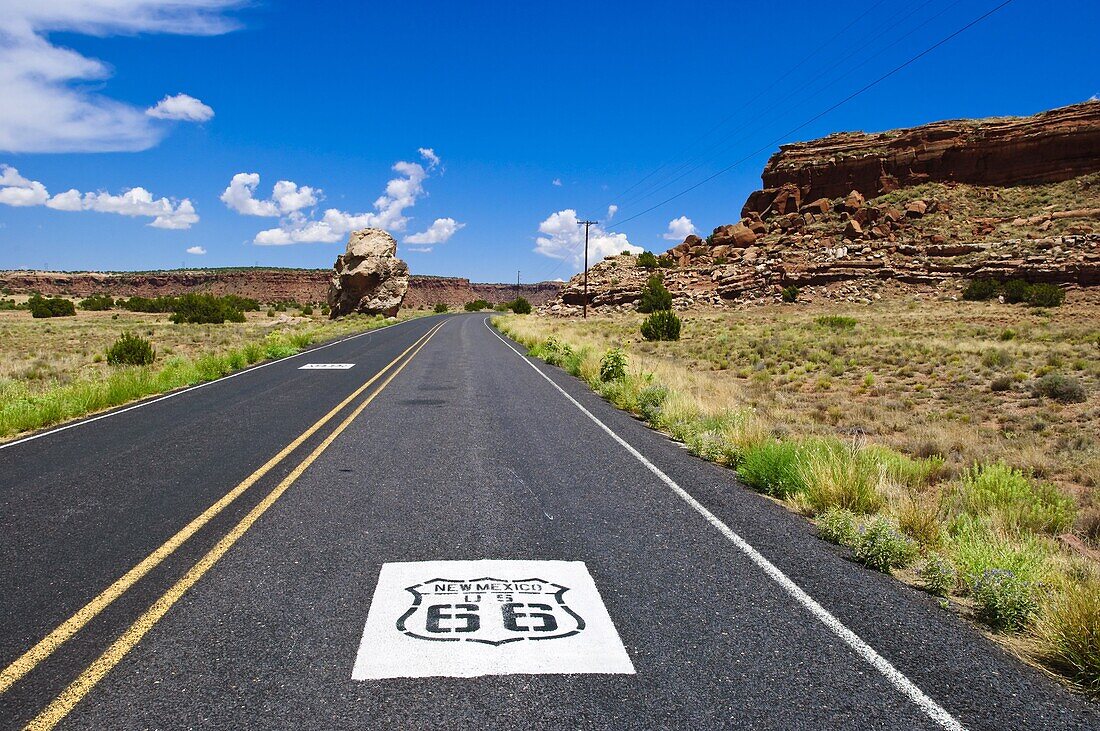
(608, 0), (1015, 231)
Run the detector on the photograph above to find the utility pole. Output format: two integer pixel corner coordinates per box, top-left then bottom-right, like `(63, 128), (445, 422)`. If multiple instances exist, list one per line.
(516, 270), (520, 300)
(578, 220), (597, 319)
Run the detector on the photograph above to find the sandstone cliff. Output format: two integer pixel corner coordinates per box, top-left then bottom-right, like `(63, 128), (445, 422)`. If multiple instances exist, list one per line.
(548, 102), (1100, 315)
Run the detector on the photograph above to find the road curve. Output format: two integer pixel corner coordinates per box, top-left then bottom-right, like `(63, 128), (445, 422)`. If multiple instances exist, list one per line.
(1, 313), (1096, 730)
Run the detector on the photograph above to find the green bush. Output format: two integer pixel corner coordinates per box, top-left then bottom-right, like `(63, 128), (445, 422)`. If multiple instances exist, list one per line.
(636, 384), (668, 422)
(973, 568), (1036, 631)
(1002, 279), (1031, 304)
(990, 375), (1014, 392)
(1031, 373), (1087, 403)
(464, 299), (490, 312)
(28, 295), (76, 318)
(638, 274), (673, 313)
(657, 254), (675, 268)
(818, 507), (859, 545)
(508, 297), (532, 314)
(953, 462), (1075, 535)
(120, 296), (177, 313)
(599, 348), (627, 382)
(1026, 283), (1065, 308)
(532, 337), (574, 367)
(641, 310), (681, 341)
(781, 286), (799, 303)
(105, 332), (156, 366)
(853, 517), (917, 573)
(321, 304), (330, 316)
(169, 294), (246, 324)
(815, 315), (857, 330)
(637, 251), (659, 269)
(737, 440), (806, 498)
(920, 554), (958, 597)
(963, 278), (999, 301)
(0, 298), (23, 310)
(300, 305), (313, 315)
(79, 294), (115, 311)
(434, 302), (449, 313)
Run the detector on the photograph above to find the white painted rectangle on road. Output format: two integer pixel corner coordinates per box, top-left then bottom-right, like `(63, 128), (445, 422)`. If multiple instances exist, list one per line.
(298, 363), (355, 370)
(352, 560), (635, 679)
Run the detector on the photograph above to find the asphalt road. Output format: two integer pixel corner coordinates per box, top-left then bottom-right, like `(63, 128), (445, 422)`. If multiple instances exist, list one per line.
(1, 313), (1097, 730)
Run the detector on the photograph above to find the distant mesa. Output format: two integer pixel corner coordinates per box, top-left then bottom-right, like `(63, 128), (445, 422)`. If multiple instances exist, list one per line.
(327, 228), (410, 318)
(547, 100), (1100, 315)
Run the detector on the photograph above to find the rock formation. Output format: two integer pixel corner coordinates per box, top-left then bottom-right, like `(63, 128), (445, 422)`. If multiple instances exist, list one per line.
(327, 229), (410, 318)
(546, 102), (1100, 315)
(744, 101), (1100, 215)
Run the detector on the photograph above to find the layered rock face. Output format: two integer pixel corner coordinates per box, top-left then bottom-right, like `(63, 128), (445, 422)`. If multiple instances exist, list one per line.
(744, 101), (1100, 215)
(546, 103), (1100, 315)
(327, 229), (410, 318)
(401, 277), (563, 310)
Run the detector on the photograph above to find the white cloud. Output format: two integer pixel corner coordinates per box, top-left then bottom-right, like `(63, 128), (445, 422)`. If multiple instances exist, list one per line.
(663, 215), (697, 241)
(186, 245), (206, 255)
(552, 178), (563, 187)
(0, 164), (198, 228)
(534, 209), (641, 268)
(252, 149), (449, 245)
(405, 246), (434, 253)
(405, 217), (464, 245)
(0, 2), (239, 153)
(606, 204), (618, 221)
(146, 93), (214, 122)
(221, 173), (320, 217)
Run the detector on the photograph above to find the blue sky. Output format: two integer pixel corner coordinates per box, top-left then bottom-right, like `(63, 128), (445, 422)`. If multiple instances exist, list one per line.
(0, 0), (1097, 283)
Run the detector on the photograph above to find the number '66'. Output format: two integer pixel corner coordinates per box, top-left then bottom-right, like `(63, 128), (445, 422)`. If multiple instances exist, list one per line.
(425, 603), (559, 633)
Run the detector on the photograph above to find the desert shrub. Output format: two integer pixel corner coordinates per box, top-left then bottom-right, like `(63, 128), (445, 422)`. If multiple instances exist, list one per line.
(433, 302), (449, 313)
(973, 568), (1036, 630)
(635, 384), (668, 422)
(28, 295), (76, 318)
(818, 507), (859, 545)
(79, 294), (114, 311)
(105, 332), (156, 366)
(657, 254), (674, 268)
(300, 305), (313, 315)
(169, 294), (246, 324)
(637, 274), (672, 313)
(1002, 278), (1031, 304)
(999, 328), (1017, 341)
(947, 519), (1051, 595)
(599, 348), (627, 382)
(120, 295), (177, 313)
(266, 308), (275, 317)
(0, 298), (23, 310)
(464, 299), (490, 312)
(798, 441), (885, 515)
(637, 251), (659, 269)
(953, 463), (1075, 535)
(640, 310), (681, 341)
(1027, 283), (1066, 307)
(991, 375), (1014, 392)
(1031, 373), (1087, 403)
(222, 295), (260, 312)
(738, 440), (804, 498)
(981, 348), (1013, 368)
(321, 304), (330, 316)
(963, 278), (999, 301)
(532, 337), (574, 367)
(815, 315), (857, 330)
(853, 517), (917, 574)
(508, 297), (532, 314)
(920, 554), (958, 597)
(1037, 581), (1100, 695)
(781, 286), (799, 303)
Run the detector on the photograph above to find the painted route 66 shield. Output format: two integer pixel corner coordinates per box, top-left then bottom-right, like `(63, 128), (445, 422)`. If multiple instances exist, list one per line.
(396, 576), (585, 646)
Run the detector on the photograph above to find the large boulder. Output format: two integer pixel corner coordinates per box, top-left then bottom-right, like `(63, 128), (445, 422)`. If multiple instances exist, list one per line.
(328, 228), (410, 318)
(711, 222), (757, 248)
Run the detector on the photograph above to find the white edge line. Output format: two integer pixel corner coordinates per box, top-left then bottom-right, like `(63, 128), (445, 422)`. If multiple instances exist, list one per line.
(0, 316), (433, 451)
(484, 317), (966, 731)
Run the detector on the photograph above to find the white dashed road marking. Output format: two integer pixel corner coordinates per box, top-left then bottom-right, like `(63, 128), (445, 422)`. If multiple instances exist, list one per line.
(353, 560), (635, 679)
(298, 363), (356, 370)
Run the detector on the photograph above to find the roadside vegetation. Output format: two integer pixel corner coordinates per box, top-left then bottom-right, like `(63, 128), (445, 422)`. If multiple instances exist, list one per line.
(0, 295), (423, 440)
(494, 294), (1100, 695)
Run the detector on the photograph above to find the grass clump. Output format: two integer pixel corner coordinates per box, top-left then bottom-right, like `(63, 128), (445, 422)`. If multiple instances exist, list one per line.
(815, 315), (857, 330)
(798, 441), (886, 515)
(1031, 373), (1087, 403)
(531, 337), (574, 367)
(738, 440), (807, 498)
(105, 332), (156, 366)
(1037, 581), (1100, 696)
(640, 310), (681, 341)
(599, 348), (627, 382)
(29, 294), (76, 318)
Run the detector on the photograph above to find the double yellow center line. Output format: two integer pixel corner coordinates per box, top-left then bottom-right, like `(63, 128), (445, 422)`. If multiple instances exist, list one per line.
(5, 319), (445, 730)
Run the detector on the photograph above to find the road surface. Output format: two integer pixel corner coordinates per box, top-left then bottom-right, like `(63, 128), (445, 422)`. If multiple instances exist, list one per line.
(1, 314), (1096, 730)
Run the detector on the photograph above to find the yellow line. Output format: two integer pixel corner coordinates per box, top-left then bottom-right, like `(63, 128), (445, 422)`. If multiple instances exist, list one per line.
(0, 321), (442, 696)
(26, 319), (444, 731)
